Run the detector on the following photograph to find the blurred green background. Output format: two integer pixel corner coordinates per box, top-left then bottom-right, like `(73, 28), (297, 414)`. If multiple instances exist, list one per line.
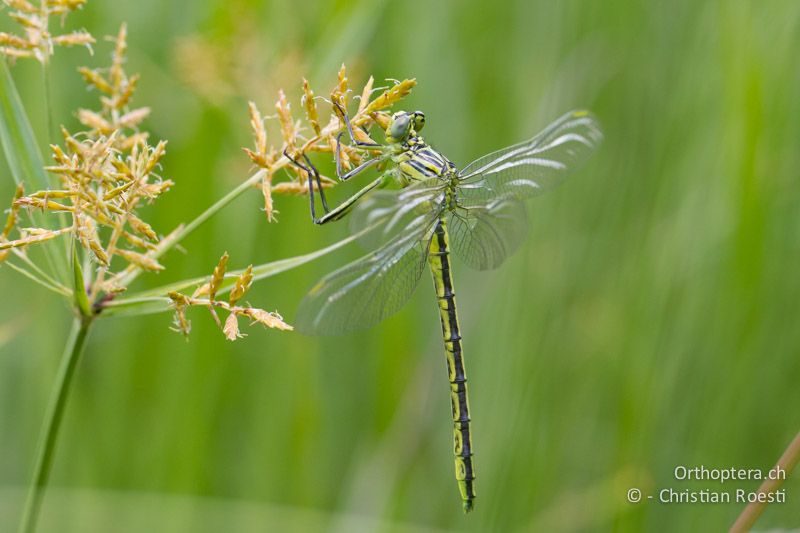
(2, 0), (800, 531)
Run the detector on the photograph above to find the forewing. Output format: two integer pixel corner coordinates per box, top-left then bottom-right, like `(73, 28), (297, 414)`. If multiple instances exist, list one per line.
(349, 178), (446, 250)
(458, 110), (602, 206)
(296, 210), (440, 335)
(446, 198), (528, 271)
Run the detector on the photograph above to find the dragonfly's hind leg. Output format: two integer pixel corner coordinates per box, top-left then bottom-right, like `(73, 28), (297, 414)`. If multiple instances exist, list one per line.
(285, 148), (392, 226)
(314, 173), (392, 225)
(283, 149), (330, 223)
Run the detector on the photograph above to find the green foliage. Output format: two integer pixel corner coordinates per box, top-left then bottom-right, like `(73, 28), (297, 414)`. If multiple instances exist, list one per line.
(70, 243), (91, 318)
(0, 60), (49, 190)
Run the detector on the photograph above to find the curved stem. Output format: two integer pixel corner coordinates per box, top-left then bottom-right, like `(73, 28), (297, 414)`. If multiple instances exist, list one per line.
(18, 317), (93, 533)
(114, 169), (265, 289)
(176, 169), (265, 249)
(730, 431), (800, 532)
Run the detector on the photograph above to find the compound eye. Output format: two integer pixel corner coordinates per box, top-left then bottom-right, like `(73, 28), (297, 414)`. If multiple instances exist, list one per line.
(412, 111), (425, 132)
(389, 114), (411, 140)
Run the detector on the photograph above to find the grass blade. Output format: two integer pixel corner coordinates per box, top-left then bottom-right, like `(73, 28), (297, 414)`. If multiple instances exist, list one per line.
(0, 60), (50, 190)
(0, 59), (68, 282)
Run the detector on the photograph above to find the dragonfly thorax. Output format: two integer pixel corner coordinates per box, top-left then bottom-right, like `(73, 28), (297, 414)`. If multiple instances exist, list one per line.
(392, 137), (457, 186)
(385, 109), (458, 185)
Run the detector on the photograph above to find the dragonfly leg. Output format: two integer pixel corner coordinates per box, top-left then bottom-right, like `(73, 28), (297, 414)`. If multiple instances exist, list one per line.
(283, 149), (329, 223)
(301, 152), (330, 213)
(333, 101), (386, 182)
(334, 134), (385, 182)
(315, 172), (392, 225)
(334, 101), (381, 148)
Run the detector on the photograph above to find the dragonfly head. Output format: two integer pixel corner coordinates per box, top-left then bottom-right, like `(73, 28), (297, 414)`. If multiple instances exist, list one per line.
(385, 110), (425, 144)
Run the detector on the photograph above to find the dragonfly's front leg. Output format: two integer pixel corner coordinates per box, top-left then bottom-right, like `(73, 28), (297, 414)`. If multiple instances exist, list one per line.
(334, 137), (385, 181)
(333, 102), (386, 182)
(334, 101), (381, 149)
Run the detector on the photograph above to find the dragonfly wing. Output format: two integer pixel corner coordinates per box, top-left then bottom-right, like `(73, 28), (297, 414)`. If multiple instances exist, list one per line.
(349, 177), (446, 250)
(296, 208), (442, 335)
(458, 110), (602, 206)
(446, 198), (528, 271)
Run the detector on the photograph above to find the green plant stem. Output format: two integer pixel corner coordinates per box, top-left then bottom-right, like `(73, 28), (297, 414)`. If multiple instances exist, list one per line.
(115, 169), (265, 288)
(41, 62), (71, 267)
(103, 220), (370, 318)
(730, 431), (800, 533)
(176, 169), (265, 251)
(18, 316), (93, 533)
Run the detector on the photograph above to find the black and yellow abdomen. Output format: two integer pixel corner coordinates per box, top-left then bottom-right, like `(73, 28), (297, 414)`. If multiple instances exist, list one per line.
(427, 217), (476, 512)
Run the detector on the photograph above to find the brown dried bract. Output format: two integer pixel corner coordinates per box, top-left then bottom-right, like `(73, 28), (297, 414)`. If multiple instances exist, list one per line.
(169, 253), (292, 341)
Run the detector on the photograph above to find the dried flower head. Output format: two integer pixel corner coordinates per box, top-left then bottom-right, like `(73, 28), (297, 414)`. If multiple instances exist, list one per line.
(78, 24), (150, 151)
(0, 19), (180, 303)
(4, 128), (172, 294)
(0, 0), (94, 63)
(243, 64), (417, 222)
(169, 253), (292, 341)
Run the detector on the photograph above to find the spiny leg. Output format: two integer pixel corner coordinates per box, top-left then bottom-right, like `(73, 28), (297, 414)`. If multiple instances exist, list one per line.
(335, 135), (384, 182)
(334, 101), (381, 148)
(315, 173), (391, 225)
(285, 146), (392, 225)
(333, 102), (386, 182)
(301, 153), (330, 213)
(283, 149), (329, 224)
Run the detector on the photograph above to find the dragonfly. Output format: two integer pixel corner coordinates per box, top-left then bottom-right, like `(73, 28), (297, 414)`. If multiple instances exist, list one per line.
(286, 104), (602, 512)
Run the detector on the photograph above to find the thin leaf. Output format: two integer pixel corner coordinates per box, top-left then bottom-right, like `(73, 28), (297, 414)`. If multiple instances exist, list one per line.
(101, 229), (366, 318)
(0, 58), (68, 282)
(0, 59), (50, 189)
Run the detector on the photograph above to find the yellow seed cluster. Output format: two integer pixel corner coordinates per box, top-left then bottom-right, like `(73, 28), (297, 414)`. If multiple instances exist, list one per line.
(243, 64), (417, 222)
(228, 264), (253, 306)
(0, 4), (295, 339)
(209, 251), (229, 303)
(2, 23), (172, 298)
(169, 253), (293, 340)
(15, 129), (173, 273)
(78, 24), (150, 151)
(0, 0), (93, 63)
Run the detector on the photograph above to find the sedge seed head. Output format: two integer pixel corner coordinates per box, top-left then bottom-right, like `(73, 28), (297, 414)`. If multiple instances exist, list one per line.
(169, 256), (292, 340)
(0, 0), (94, 63)
(242, 66), (416, 223)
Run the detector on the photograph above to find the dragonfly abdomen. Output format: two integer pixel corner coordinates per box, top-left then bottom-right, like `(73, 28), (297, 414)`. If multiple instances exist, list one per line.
(427, 217), (476, 512)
